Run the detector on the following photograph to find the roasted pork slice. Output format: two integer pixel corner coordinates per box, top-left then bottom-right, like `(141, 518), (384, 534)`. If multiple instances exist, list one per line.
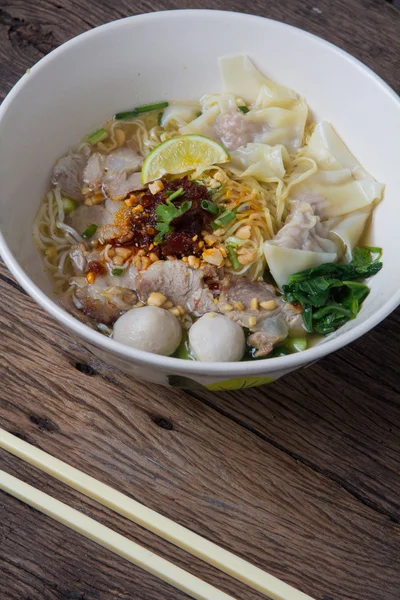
(136, 260), (216, 316)
(71, 274), (138, 325)
(218, 277), (280, 327)
(52, 151), (86, 201)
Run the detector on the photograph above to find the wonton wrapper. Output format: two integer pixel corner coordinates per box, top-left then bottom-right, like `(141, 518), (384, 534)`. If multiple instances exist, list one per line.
(161, 104), (199, 128)
(263, 199), (338, 289)
(247, 103), (308, 154)
(295, 122), (384, 218)
(327, 206), (372, 262)
(263, 243), (337, 290)
(219, 55), (308, 153)
(219, 55), (297, 106)
(229, 143), (289, 181)
(180, 104), (220, 137)
(181, 56), (308, 154)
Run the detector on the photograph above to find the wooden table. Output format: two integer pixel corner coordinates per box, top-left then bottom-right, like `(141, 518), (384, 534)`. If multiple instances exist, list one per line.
(0, 1), (399, 599)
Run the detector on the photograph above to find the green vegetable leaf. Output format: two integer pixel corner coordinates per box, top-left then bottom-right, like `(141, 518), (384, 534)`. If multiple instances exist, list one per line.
(282, 246), (382, 336)
(351, 246), (382, 267)
(302, 306), (313, 333)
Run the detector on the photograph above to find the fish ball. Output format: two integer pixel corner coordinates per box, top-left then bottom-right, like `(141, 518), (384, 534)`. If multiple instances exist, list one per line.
(114, 306), (182, 355)
(189, 313), (246, 362)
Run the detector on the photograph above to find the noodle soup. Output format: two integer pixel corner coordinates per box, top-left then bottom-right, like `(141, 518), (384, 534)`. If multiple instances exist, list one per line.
(34, 55), (384, 362)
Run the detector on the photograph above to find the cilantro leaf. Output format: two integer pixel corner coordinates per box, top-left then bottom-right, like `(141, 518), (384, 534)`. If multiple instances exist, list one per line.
(154, 188), (192, 243)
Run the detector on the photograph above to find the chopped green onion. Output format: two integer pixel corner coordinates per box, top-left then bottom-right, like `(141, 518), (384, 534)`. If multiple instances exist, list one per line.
(115, 102), (169, 120)
(112, 268), (124, 276)
(158, 112), (164, 126)
(201, 199), (219, 215)
(212, 209), (236, 229)
(195, 110), (202, 118)
(136, 101), (169, 114)
(62, 197), (77, 214)
(82, 224), (98, 239)
(238, 105), (250, 114)
(166, 188), (185, 202)
(227, 244), (240, 270)
(286, 338), (308, 353)
(88, 128), (108, 144)
(114, 110), (139, 120)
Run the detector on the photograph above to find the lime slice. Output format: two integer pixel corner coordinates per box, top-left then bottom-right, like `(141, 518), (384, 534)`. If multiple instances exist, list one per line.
(141, 134), (230, 184)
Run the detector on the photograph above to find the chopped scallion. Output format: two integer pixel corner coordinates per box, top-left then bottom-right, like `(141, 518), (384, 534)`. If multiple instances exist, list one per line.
(62, 197), (77, 214)
(201, 199), (219, 215)
(212, 209), (236, 229)
(115, 101), (169, 120)
(114, 110), (139, 120)
(286, 338), (308, 353)
(238, 105), (250, 114)
(88, 128), (108, 144)
(158, 112), (164, 126)
(227, 244), (240, 270)
(136, 101), (169, 114)
(165, 188), (185, 202)
(82, 224), (98, 239)
(195, 110), (202, 118)
(112, 267), (124, 276)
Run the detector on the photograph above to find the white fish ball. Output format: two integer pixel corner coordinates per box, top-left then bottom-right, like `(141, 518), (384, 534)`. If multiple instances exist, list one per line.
(113, 306), (182, 356)
(189, 313), (246, 362)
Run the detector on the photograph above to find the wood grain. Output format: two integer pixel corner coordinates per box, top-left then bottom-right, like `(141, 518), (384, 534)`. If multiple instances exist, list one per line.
(1, 261), (400, 600)
(0, 1), (399, 599)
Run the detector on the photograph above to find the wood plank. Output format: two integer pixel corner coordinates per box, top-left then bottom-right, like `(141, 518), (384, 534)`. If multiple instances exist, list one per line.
(1, 263), (400, 600)
(0, 0), (398, 101)
(189, 308), (400, 523)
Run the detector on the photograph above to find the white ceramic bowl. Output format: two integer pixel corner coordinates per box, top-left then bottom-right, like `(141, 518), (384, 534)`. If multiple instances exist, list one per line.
(0, 10), (399, 391)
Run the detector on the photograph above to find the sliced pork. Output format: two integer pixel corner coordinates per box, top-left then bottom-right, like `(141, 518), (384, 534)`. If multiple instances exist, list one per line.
(136, 260), (216, 316)
(52, 152), (86, 200)
(218, 277), (280, 327)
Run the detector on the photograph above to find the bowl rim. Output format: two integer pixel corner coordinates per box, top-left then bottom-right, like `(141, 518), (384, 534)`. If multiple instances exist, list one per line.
(0, 8), (399, 377)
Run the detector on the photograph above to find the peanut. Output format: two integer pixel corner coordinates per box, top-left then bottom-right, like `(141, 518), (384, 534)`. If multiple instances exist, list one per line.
(260, 300), (277, 311)
(147, 292), (167, 307)
(149, 180), (164, 194)
(203, 248), (224, 267)
(250, 298), (259, 310)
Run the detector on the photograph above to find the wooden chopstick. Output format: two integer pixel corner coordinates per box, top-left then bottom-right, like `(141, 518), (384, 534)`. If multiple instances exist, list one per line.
(0, 469), (237, 600)
(0, 428), (315, 600)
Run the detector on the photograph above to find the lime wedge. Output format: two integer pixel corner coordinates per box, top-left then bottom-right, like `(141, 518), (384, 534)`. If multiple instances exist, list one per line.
(141, 134), (230, 184)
